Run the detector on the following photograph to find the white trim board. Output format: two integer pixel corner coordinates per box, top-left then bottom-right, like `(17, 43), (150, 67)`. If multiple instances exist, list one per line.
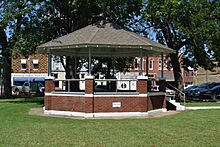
(44, 108), (167, 118)
(45, 93), (148, 97)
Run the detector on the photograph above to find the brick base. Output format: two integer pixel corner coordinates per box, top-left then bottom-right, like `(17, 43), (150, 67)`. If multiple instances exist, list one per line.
(44, 94), (166, 113)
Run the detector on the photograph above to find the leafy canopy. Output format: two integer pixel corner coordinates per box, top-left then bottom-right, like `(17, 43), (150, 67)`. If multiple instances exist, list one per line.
(143, 0), (220, 69)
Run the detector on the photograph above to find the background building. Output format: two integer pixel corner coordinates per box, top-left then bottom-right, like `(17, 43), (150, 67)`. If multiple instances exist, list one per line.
(119, 56), (194, 89)
(194, 66), (220, 85)
(12, 53), (219, 90)
(11, 54), (48, 86)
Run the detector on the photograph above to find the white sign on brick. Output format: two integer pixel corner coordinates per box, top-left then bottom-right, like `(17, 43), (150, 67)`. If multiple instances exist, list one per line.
(112, 102), (121, 108)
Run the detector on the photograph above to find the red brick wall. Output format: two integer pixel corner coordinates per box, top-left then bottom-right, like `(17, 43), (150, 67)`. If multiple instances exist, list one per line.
(183, 70), (193, 83)
(45, 80), (55, 93)
(94, 97), (148, 112)
(44, 94), (166, 113)
(85, 79), (94, 94)
(44, 96), (93, 112)
(12, 54), (48, 73)
(129, 56), (174, 75)
(137, 80), (148, 93)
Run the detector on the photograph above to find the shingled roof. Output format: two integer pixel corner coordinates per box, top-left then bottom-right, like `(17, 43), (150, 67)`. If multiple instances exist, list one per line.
(37, 23), (175, 57)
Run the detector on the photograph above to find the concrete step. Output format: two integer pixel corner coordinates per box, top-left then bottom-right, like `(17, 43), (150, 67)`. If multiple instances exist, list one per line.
(169, 99), (185, 111)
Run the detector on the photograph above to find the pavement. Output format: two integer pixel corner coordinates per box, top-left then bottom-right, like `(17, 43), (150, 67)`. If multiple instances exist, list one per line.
(29, 106), (220, 119)
(186, 106), (220, 110)
(29, 108), (179, 119)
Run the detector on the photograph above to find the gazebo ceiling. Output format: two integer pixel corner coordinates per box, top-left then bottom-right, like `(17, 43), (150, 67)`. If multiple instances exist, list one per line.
(37, 23), (175, 57)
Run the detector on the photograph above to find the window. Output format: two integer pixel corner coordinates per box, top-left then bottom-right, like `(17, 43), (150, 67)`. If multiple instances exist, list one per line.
(141, 59), (145, 70)
(32, 59), (39, 70)
(149, 59), (153, 70)
(21, 59), (27, 70)
(81, 74), (85, 79)
(164, 60), (168, 70)
(158, 59), (162, 70)
(158, 59), (167, 70)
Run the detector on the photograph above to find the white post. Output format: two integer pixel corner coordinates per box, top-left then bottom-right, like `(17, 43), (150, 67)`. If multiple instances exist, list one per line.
(140, 49), (143, 76)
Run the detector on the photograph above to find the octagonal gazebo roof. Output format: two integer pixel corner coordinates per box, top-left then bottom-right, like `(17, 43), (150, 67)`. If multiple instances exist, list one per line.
(37, 23), (175, 57)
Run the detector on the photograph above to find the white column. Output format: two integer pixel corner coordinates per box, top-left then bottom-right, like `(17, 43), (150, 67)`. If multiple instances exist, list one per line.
(140, 49), (143, 76)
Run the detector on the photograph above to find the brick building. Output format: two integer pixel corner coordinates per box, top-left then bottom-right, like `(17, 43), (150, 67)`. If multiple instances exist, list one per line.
(118, 56), (194, 88)
(11, 54), (48, 85)
(129, 56), (175, 80)
(194, 66), (220, 85)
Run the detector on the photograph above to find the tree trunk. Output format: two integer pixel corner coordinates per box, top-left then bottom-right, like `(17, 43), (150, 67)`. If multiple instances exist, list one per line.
(0, 27), (12, 98)
(170, 52), (183, 90)
(161, 22), (184, 91)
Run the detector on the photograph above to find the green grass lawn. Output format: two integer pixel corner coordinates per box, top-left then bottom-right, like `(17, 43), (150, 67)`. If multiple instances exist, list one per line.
(0, 98), (219, 146)
(182, 101), (220, 107)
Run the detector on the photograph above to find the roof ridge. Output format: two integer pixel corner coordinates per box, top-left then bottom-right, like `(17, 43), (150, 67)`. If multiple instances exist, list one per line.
(122, 29), (151, 45)
(86, 26), (100, 43)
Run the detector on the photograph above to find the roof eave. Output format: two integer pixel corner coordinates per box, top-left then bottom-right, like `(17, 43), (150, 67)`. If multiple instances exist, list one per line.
(37, 43), (175, 55)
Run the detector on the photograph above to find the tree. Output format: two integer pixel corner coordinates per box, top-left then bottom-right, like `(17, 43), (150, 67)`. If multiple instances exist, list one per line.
(0, 0), (143, 94)
(40, 0), (142, 80)
(0, 0), (45, 97)
(142, 0), (220, 89)
(0, 25), (11, 97)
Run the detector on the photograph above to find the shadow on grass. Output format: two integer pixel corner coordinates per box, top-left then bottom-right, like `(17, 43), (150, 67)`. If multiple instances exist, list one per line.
(0, 96), (44, 105)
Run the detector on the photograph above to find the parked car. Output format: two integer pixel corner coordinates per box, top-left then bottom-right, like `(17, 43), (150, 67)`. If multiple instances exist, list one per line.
(12, 82), (45, 96)
(183, 85), (198, 98)
(190, 82), (218, 99)
(199, 85), (220, 101)
(166, 87), (176, 98)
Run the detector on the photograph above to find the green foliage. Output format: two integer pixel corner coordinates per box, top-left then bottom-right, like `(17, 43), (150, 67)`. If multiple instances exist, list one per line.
(92, 57), (133, 78)
(0, 0), (46, 56)
(143, 0), (220, 69)
(0, 0), (141, 77)
(139, 0), (220, 89)
(98, 0), (142, 26)
(41, 0), (143, 76)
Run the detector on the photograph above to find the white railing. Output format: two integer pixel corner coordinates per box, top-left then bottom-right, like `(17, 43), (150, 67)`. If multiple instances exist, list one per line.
(94, 79), (137, 93)
(148, 78), (160, 92)
(167, 82), (186, 110)
(52, 78), (163, 94)
(54, 79), (85, 92)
